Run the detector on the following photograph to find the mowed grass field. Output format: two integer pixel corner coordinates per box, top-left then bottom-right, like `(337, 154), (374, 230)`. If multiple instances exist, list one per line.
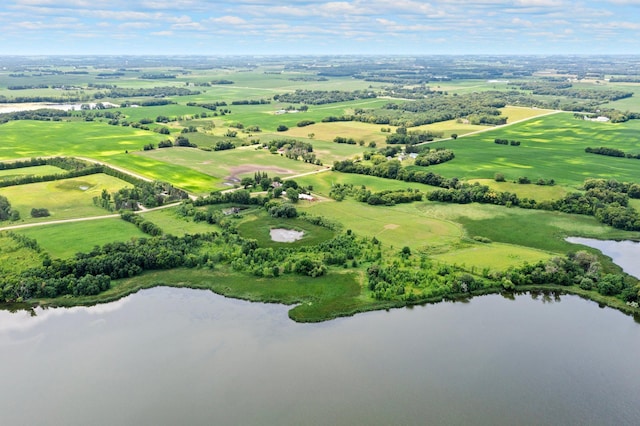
(300, 198), (464, 253)
(0, 165), (65, 180)
(467, 179), (568, 201)
(140, 208), (220, 236)
(136, 145), (322, 187)
(295, 170), (441, 196)
(424, 113), (640, 187)
(15, 218), (148, 259)
(0, 173), (131, 222)
(431, 243), (554, 272)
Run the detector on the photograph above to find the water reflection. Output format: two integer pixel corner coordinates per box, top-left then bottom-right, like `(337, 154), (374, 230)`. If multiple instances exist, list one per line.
(1, 287), (639, 425)
(567, 236), (640, 278)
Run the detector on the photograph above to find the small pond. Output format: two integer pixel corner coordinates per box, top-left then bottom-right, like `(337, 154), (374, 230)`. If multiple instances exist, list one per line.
(270, 228), (304, 242)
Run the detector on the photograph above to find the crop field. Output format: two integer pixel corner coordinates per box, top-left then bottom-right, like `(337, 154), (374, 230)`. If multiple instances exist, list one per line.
(0, 173), (132, 222)
(15, 218), (147, 259)
(0, 121), (220, 194)
(425, 113), (640, 187)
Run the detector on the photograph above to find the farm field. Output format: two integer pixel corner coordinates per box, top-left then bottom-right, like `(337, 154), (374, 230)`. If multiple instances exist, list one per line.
(0, 121), (219, 194)
(0, 173), (132, 222)
(425, 113), (640, 187)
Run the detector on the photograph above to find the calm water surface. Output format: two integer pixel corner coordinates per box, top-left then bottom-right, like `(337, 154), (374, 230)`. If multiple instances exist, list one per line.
(1, 286), (639, 426)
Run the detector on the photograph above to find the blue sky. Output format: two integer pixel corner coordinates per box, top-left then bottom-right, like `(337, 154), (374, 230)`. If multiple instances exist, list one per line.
(1, 0), (639, 55)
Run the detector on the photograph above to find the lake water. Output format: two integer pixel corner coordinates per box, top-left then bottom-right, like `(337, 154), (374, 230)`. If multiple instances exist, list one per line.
(1, 286), (640, 426)
(566, 236), (640, 277)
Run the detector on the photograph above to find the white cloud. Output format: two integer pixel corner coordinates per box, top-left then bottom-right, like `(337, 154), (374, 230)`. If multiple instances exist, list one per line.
(209, 15), (247, 25)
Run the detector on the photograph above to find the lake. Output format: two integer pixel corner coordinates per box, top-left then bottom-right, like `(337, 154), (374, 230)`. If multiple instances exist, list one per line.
(1, 285), (639, 425)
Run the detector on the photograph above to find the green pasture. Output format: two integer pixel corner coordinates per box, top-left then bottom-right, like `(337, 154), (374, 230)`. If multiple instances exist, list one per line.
(140, 208), (219, 236)
(0, 173), (131, 222)
(416, 202), (640, 254)
(136, 145), (320, 187)
(432, 242), (554, 272)
(424, 113), (640, 187)
(285, 120), (390, 145)
(467, 179), (568, 201)
(295, 170), (441, 196)
(0, 165), (64, 180)
(300, 199), (464, 252)
(605, 82), (640, 112)
(0, 233), (43, 274)
(237, 214), (336, 249)
(15, 218), (147, 259)
(212, 98), (396, 133)
(116, 104), (208, 122)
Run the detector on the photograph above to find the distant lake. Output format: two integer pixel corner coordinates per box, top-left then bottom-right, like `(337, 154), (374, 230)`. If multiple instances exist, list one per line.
(1, 286), (639, 425)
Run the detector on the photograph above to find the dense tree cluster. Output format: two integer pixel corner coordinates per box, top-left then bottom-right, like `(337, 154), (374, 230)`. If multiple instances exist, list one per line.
(273, 89), (376, 105)
(230, 99), (270, 105)
(106, 87), (199, 97)
(414, 149), (455, 166)
(0, 108), (70, 124)
(266, 139), (320, 164)
(585, 146), (640, 159)
(120, 211), (163, 236)
(333, 158), (460, 189)
(509, 81), (633, 102)
(2, 233), (216, 301)
(329, 183), (423, 205)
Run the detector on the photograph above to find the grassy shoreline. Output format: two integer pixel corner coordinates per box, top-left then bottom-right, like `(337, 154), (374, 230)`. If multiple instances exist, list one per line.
(12, 266), (638, 323)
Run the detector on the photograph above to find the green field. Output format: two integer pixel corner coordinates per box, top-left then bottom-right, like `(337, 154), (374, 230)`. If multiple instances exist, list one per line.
(15, 218), (148, 259)
(0, 234), (43, 274)
(0, 121), (219, 194)
(432, 242), (554, 272)
(140, 208), (220, 236)
(300, 198), (464, 253)
(425, 113), (640, 187)
(0, 173), (131, 222)
(0, 165), (65, 179)
(137, 145), (322, 187)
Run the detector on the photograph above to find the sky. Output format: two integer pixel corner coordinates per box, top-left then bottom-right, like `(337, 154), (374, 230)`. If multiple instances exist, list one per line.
(1, 0), (639, 55)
